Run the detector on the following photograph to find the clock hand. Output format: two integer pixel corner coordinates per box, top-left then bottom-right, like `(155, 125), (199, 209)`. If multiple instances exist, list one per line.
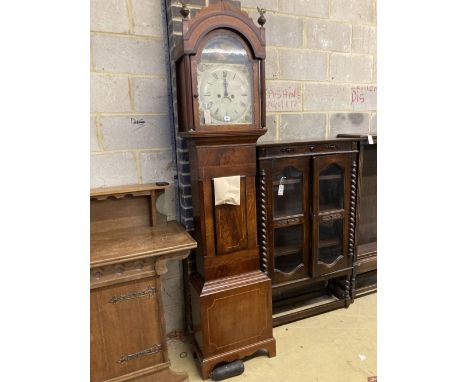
(223, 76), (229, 98)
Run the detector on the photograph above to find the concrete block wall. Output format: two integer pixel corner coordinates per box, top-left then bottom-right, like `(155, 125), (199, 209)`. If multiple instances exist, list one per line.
(249, 0), (378, 142)
(90, 0), (177, 219)
(90, 0), (183, 336)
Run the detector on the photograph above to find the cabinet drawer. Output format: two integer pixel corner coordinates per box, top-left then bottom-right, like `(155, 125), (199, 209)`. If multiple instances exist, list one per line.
(311, 141), (356, 153)
(258, 141), (356, 158)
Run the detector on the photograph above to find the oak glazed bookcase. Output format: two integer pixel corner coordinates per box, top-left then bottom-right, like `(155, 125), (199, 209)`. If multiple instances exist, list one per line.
(257, 138), (360, 326)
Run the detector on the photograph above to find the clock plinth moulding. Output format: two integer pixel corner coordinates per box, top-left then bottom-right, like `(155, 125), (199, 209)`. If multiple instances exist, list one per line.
(174, 0), (275, 379)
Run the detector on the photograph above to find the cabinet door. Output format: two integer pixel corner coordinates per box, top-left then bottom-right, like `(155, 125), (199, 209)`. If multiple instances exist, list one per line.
(90, 277), (164, 381)
(356, 143), (377, 260)
(270, 157), (310, 284)
(311, 154), (355, 277)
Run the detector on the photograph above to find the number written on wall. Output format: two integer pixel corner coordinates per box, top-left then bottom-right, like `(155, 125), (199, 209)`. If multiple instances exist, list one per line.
(131, 118), (146, 126)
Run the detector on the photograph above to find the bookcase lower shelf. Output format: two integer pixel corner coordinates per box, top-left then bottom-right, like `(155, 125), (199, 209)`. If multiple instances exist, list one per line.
(272, 294), (345, 327)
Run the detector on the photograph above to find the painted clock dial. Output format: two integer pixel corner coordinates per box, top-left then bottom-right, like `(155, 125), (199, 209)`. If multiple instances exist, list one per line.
(197, 35), (253, 125)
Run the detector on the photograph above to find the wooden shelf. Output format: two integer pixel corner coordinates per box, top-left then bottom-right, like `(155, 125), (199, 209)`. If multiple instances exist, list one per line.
(319, 174), (342, 181)
(90, 221), (197, 268)
(274, 245), (302, 257)
(91, 182), (169, 200)
(318, 238), (341, 248)
(272, 295), (343, 327)
(357, 241), (377, 256)
(319, 206), (344, 215)
(273, 178), (302, 186)
(273, 215), (304, 228)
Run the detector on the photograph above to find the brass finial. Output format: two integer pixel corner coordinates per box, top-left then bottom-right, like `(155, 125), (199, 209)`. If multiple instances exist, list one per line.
(257, 7), (266, 27)
(180, 2), (190, 18)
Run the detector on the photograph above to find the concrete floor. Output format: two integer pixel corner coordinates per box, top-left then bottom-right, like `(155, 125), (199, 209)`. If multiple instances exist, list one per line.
(168, 293), (377, 382)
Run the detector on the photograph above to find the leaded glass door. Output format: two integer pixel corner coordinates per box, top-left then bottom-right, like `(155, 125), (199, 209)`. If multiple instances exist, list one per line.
(271, 157), (310, 284)
(311, 154), (354, 277)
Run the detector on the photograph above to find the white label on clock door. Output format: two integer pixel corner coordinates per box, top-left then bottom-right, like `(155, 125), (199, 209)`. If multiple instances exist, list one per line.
(224, 115), (231, 122)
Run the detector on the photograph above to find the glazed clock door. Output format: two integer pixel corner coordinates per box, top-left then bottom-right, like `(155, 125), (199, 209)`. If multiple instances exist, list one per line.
(191, 29), (260, 131)
(271, 157), (310, 284)
(311, 154), (354, 277)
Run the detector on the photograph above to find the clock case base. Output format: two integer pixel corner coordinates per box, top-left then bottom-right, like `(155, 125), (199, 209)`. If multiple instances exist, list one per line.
(189, 271), (276, 380)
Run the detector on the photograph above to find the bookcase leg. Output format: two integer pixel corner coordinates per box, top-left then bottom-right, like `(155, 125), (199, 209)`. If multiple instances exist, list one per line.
(350, 273), (356, 303)
(344, 275), (351, 308)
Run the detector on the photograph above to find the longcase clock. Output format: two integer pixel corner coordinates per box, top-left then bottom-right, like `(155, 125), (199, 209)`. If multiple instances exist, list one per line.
(174, 1), (275, 379)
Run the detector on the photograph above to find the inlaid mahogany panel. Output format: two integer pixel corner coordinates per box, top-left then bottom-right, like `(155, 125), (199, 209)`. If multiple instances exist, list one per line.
(213, 177), (247, 255)
(191, 272), (273, 358)
(206, 287), (267, 351)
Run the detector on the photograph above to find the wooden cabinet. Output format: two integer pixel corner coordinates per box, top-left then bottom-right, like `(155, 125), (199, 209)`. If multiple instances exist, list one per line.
(257, 139), (359, 326)
(90, 184), (197, 382)
(338, 134), (377, 297)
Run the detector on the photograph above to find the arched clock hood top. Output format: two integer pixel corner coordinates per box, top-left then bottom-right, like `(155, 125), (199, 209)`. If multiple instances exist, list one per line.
(174, 0), (266, 61)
